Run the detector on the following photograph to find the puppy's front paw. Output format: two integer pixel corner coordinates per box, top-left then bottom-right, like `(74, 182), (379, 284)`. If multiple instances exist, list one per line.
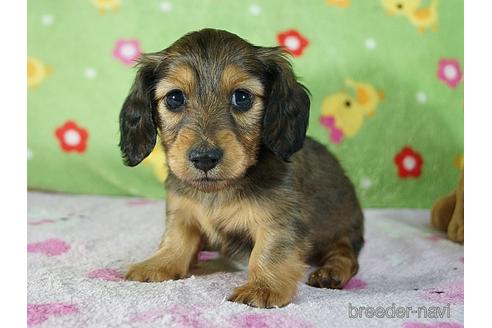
(228, 283), (293, 308)
(125, 259), (183, 282)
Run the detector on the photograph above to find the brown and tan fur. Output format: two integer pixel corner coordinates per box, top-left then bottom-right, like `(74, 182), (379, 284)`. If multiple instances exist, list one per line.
(119, 29), (364, 308)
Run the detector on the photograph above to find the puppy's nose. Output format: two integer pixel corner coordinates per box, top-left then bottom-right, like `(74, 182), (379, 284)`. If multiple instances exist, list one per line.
(188, 148), (223, 172)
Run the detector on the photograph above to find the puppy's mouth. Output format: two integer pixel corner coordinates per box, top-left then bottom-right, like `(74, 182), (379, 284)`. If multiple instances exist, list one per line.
(193, 177), (224, 183)
(187, 176), (233, 192)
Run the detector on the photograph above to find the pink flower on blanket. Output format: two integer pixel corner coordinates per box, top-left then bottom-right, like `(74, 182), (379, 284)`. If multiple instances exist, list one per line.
(420, 280), (464, 304)
(343, 278), (367, 290)
(233, 313), (314, 328)
(403, 322), (463, 328)
(113, 39), (141, 66)
(320, 116), (344, 143)
(88, 268), (124, 281)
(28, 303), (78, 327)
(437, 59), (462, 88)
(27, 238), (70, 256)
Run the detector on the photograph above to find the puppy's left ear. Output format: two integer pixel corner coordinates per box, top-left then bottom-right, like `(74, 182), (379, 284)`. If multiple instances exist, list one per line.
(259, 47), (310, 161)
(119, 56), (161, 167)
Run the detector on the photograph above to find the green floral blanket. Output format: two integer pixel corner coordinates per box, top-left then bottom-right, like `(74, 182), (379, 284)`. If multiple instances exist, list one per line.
(27, 0), (463, 208)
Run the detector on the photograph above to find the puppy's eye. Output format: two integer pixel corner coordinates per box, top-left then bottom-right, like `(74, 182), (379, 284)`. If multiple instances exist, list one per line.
(231, 89), (253, 112)
(165, 89), (185, 112)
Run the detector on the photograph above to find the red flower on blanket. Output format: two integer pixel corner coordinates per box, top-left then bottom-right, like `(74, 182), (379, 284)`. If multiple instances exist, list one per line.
(55, 121), (89, 153)
(394, 146), (423, 178)
(277, 30), (309, 57)
(113, 39), (141, 66)
(437, 59), (462, 88)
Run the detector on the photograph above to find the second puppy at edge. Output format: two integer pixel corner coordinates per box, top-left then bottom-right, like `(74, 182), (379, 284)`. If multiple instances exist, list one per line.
(119, 28), (364, 308)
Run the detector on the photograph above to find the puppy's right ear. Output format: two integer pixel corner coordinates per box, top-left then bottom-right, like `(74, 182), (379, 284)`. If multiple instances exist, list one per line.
(119, 57), (161, 167)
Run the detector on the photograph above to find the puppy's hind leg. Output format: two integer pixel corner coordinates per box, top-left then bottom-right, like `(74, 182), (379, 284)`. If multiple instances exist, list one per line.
(307, 236), (359, 289)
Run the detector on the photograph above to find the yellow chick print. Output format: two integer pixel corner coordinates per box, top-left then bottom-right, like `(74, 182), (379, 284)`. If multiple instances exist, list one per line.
(381, 0), (439, 33)
(326, 0), (351, 8)
(454, 155), (464, 170)
(143, 142), (168, 183)
(27, 57), (52, 89)
(320, 79), (384, 144)
(91, 0), (121, 15)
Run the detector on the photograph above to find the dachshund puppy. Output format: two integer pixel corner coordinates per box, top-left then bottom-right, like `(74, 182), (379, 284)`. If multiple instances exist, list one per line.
(119, 28), (364, 308)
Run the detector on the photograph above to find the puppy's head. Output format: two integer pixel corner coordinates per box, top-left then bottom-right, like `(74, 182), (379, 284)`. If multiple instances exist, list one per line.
(119, 29), (310, 192)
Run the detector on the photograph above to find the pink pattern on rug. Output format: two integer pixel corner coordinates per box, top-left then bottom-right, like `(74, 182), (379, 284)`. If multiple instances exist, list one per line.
(320, 116), (344, 143)
(198, 251), (219, 261)
(344, 278), (367, 290)
(420, 280), (464, 304)
(131, 304), (213, 327)
(424, 234), (445, 242)
(28, 219), (56, 226)
(27, 238), (70, 256)
(88, 268), (124, 281)
(28, 303), (78, 327)
(403, 322), (463, 328)
(233, 313), (314, 328)
(127, 199), (158, 206)
(130, 309), (164, 323)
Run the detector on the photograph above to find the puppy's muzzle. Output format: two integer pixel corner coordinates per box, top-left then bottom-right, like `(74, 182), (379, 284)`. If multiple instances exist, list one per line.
(188, 148), (223, 173)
